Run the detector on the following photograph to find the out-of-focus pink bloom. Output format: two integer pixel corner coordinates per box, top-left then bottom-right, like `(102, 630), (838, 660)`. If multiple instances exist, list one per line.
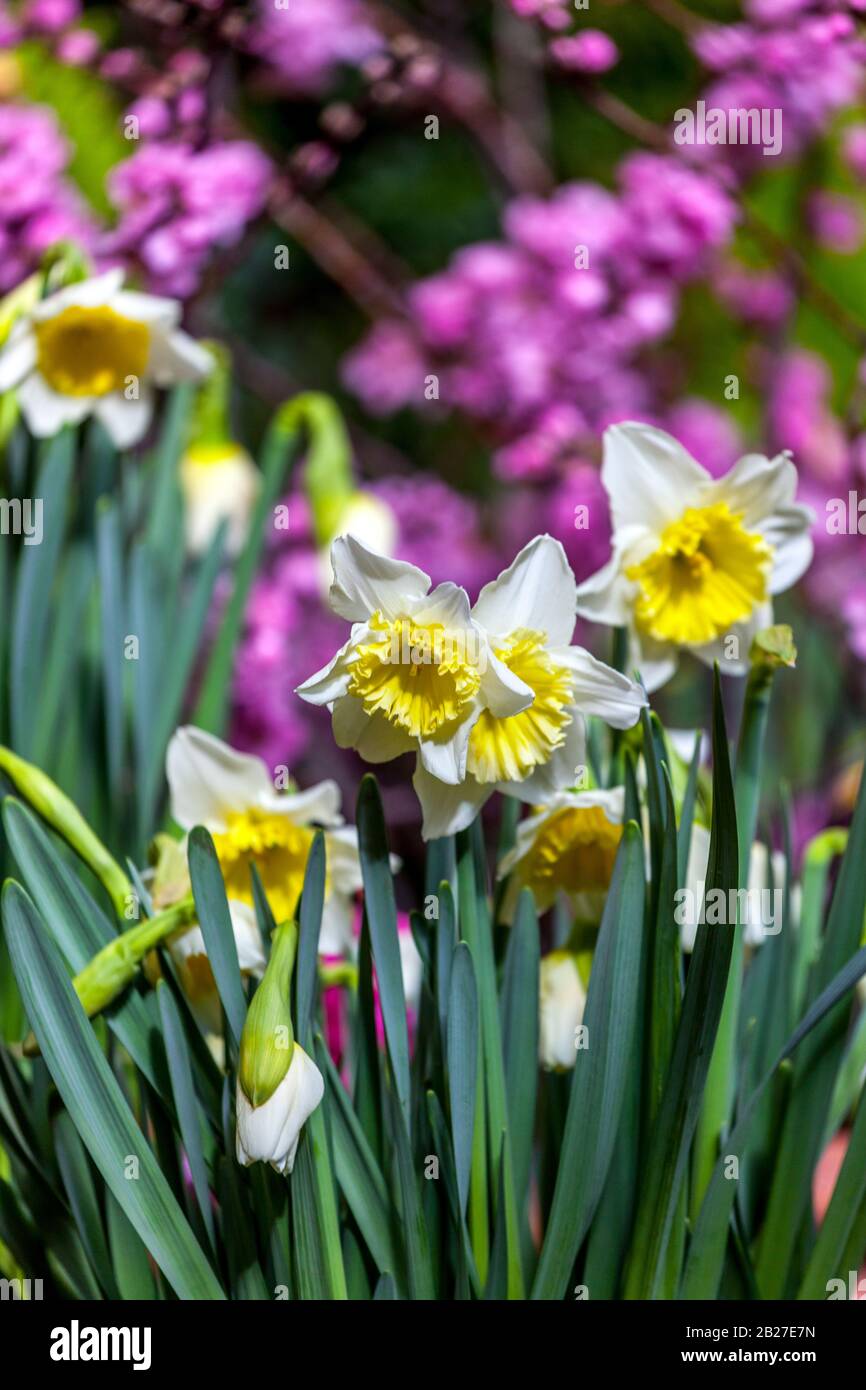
(247, 0), (382, 96)
(714, 264), (793, 328)
(667, 398), (743, 479)
(843, 123), (866, 179)
(546, 464), (612, 584)
(23, 0), (79, 33)
(0, 104), (95, 290)
(768, 349), (849, 486)
(55, 26), (100, 64)
(549, 31), (619, 74)
(346, 158), (736, 449)
(341, 321), (429, 415)
(808, 191), (864, 254)
(103, 140), (272, 296)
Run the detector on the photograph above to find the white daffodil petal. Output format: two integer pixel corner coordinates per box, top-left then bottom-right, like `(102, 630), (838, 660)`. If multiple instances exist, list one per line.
(235, 1044), (324, 1175)
(112, 288), (180, 329)
(166, 725), (275, 832)
(295, 629), (369, 707)
(556, 646), (647, 729)
(18, 372), (93, 436)
(540, 953), (586, 1071)
(228, 901), (267, 976)
(414, 580), (473, 629)
(412, 759), (491, 840)
(574, 529), (646, 626)
(681, 822), (711, 952)
(602, 421), (707, 532)
(329, 532), (431, 622)
(626, 628), (679, 694)
(148, 328), (213, 384)
(762, 509), (815, 593)
(479, 648), (535, 719)
(0, 325), (36, 391)
(318, 891), (356, 956)
(261, 778), (343, 826)
(30, 268), (126, 321)
(473, 534), (577, 646)
(417, 705), (479, 785)
(324, 825), (365, 895)
(709, 450), (800, 525)
(94, 388), (155, 449)
(331, 696), (415, 762)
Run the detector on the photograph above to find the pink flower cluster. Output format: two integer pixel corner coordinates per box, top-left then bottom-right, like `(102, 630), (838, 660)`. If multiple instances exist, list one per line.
(246, 0), (383, 96)
(343, 154), (737, 475)
(0, 104), (95, 291)
(693, 0), (866, 165)
(102, 140), (273, 298)
(765, 348), (866, 662)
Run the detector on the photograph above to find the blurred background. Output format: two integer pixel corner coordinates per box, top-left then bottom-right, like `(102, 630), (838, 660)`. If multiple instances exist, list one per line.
(1, 0), (865, 862)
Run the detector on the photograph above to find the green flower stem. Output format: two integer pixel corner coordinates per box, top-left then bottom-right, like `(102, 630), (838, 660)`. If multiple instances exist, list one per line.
(691, 647), (781, 1219)
(0, 751), (132, 920)
(24, 895), (196, 1053)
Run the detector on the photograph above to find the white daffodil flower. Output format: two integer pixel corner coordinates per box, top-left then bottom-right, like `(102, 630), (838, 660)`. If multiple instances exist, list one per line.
(235, 1042), (324, 1175)
(539, 951), (586, 1072)
(498, 786), (625, 922)
(575, 422), (814, 692)
(296, 533), (535, 790)
(0, 269), (212, 447)
(180, 441), (261, 557)
(168, 901), (266, 1036)
(166, 726), (363, 954)
(413, 537), (645, 839)
(679, 822), (798, 951)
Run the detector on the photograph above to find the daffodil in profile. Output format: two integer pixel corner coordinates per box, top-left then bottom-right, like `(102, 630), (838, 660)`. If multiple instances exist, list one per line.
(575, 422), (814, 691)
(0, 268), (212, 447)
(412, 538), (645, 838)
(166, 726), (363, 955)
(498, 786), (624, 922)
(295, 534), (535, 788)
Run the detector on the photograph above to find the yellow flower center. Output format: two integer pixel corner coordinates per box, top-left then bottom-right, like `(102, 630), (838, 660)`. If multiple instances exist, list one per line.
(347, 610), (481, 740)
(211, 808), (316, 923)
(518, 804), (622, 910)
(626, 502), (770, 646)
(34, 304), (150, 398)
(468, 630), (572, 785)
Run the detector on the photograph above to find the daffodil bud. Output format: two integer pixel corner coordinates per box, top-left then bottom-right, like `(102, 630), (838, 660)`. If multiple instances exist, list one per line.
(749, 624), (797, 671)
(238, 922), (298, 1108)
(0, 751), (132, 920)
(235, 922), (324, 1175)
(539, 951), (586, 1072)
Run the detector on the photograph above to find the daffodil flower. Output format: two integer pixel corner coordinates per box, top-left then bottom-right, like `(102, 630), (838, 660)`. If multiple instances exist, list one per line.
(236, 1043), (324, 1175)
(412, 537), (646, 838)
(498, 786), (624, 922)
(539, 951), (586, 1072)
(0, 269), (212, 447)
(575, 422), (814, 691)
(295, 533), (535, 789)
(166, 726), (363, 955)
(180, 440), (261, 557)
